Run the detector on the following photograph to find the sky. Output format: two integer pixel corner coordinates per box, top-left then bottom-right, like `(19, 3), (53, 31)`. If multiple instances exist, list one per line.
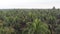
(0, 0), (60, 9)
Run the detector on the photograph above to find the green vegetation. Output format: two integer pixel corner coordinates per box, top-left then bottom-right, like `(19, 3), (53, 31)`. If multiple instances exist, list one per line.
(0, 8), (60, 34)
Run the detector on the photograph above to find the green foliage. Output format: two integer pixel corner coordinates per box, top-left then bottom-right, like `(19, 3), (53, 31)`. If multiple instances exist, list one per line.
(0, 9), (60, 34)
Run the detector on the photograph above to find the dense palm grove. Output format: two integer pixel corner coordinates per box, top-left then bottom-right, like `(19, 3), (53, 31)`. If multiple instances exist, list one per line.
(0, 8), (60, 34)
